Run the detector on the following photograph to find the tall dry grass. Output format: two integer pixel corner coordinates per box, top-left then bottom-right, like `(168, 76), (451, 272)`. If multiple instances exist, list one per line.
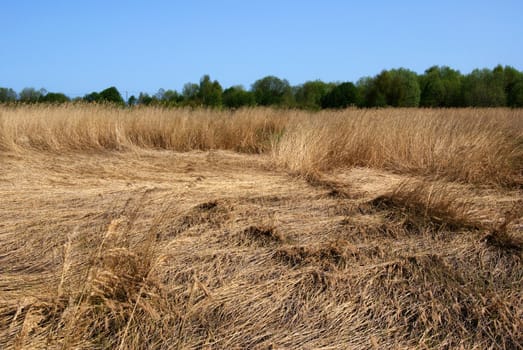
(1, 105), (521, 186)
(0, 105), (289, 154)
(274, 108), (523, 186)
(1, 115), (522, 349)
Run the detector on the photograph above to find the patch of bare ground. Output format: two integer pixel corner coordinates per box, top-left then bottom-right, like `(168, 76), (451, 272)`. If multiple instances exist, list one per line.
(1, 148), (521, 349)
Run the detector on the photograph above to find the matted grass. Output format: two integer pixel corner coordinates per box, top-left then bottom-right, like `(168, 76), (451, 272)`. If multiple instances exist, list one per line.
(0, 106), (521, 349)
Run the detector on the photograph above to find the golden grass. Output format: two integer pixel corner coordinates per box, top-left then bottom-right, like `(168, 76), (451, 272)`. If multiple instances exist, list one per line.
(274, 108), (523, 186)
(0, 106), (522, 349)
(1, 105), (521, 186)
(0, 105), (289, 153)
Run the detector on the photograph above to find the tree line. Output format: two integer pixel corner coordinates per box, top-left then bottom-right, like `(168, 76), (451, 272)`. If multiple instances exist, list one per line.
(1, 65), (522, 108)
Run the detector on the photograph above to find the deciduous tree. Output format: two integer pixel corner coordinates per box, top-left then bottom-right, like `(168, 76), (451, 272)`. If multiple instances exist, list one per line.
(222, 86), (255, 108)
(252, 76), (294, 107)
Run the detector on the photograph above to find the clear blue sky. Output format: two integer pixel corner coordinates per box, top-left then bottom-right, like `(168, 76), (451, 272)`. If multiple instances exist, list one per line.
(1, 0), (521, 98)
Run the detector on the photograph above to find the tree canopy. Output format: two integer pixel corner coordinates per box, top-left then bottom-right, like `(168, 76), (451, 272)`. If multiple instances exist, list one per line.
(83, 87), (124, 105)
(0, 88), (17, 102)
(40, 92), (70, 104)
(2, 65), (523, 108)
(294, 81), (333, 110)
(252, 76), (294, 107)
(223, 86), (255, 109)
(99, 87), (125, 105)
(321, 82), (358, 109)
(419, 66), (462, 107)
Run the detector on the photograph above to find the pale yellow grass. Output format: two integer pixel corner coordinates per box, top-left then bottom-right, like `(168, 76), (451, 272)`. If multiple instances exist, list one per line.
(1, 105), (521, 186)
(274, 108), (523, 186)
(1, 150), (521, 349)
(0, 106), (522, 349)
(0, 105), (289, 153)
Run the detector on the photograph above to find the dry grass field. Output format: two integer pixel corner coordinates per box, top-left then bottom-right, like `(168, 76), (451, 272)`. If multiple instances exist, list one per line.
(0, 105), (522, 349)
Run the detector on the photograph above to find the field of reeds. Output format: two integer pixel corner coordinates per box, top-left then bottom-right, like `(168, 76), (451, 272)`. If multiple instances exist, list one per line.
(0, 105), (522, 349)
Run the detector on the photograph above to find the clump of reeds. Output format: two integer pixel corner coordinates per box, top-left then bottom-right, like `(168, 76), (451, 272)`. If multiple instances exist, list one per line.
(1, 105), (521, 186)
(483, 201), (523, 254)
(0, 104), (289, 154)
(274, 108), (523, 187)
(367, 180), (482, 231)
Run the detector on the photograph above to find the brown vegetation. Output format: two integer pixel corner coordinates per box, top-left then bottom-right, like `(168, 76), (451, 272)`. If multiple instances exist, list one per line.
(1, 105), (522, 186)
(0, 106), (521, 349)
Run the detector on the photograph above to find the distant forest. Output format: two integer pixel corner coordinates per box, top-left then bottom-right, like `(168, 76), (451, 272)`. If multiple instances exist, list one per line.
(1, 65), (522, 108)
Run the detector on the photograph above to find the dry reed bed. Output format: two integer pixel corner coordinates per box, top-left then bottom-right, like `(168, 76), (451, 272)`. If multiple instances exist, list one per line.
(274, 108), (523, 186)
(0, 105), (289, 153)
(0, 106), (522, 348)
(1, 173), (521, 349)
(1, 105), (522, 186)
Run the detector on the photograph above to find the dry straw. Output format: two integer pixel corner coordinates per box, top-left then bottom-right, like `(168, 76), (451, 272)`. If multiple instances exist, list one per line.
(0, 105), (522, 349)
(1, 105), (521, 186)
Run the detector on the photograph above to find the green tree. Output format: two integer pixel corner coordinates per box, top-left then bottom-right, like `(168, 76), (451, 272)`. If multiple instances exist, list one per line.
(137, 92), (154, 105)
(182, 83), (200, 106)
(419, 66), (462, 107)
(142, 88), (183, 107)
(387, 68), (420, 107)
(198, 75), (222, 107)
(0, 87), (17, 102)
(358, 69), (420, 107)
(462, 68), (506, 107)
(40, 92), (70, 104)
(294, 80), (332, 110)
(374, 71), (393, 106)
(154, 88), (166, 101)
(98, 86), (125, 105)
(252, 75), (294, 107)
(509, 80), (523, 107)
(501, 65), (523, 107)
(19, 87), (44, 103)
(222, 85), (255, 109)
(127, 95), (137, 106)
(161, 89), (182, 106)
(320, 82), (359, 109)
(357, 77), (385, 107)
(83, 91), (100, 103)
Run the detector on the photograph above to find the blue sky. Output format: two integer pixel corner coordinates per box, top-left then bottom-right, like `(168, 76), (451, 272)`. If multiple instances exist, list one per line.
(1, 0), (521, 97)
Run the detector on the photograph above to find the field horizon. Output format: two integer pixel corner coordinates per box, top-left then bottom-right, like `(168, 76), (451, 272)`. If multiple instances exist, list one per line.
(0, 106), (521, 349)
